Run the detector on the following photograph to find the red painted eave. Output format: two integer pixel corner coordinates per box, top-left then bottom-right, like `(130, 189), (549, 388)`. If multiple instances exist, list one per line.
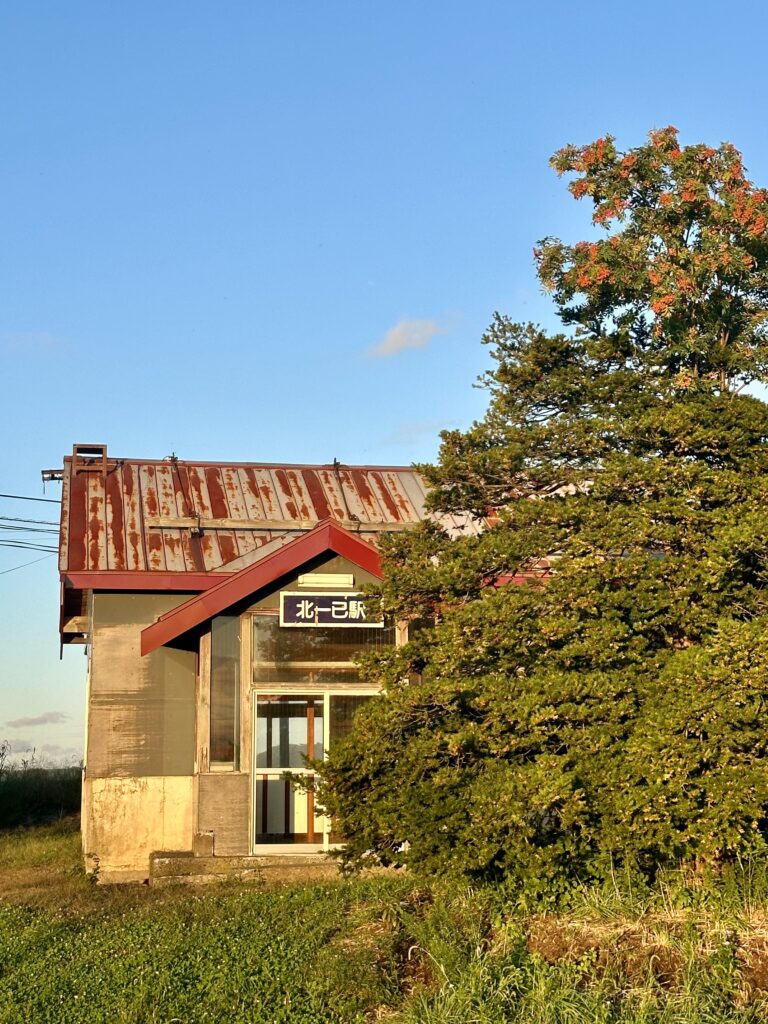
(140, 520), (383, 656)
(62, 571), (230, 592)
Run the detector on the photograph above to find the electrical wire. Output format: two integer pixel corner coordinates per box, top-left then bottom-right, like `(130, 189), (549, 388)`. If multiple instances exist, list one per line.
(0, 501), (61, 567)
(0, 553), (56, 575)
(0, 515), (59, 526)
(0, 525), (58, 535)
(0, 540), (58, 552)
(0, 492), (60, 504)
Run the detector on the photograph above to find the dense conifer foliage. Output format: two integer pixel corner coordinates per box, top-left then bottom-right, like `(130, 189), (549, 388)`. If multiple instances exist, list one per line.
(318, 128), (768, 890)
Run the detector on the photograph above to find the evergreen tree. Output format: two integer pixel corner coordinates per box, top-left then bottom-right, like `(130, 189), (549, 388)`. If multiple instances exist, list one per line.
(318, 128), (768, 889)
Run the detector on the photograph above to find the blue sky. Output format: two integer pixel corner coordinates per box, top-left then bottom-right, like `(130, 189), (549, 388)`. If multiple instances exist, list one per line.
(2, 0), (768, 760)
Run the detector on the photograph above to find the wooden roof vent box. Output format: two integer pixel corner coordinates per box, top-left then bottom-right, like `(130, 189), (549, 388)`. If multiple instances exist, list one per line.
(72, 443), (109, 476)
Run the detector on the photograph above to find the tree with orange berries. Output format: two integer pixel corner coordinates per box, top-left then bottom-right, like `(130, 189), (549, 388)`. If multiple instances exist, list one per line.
(538, 127), (768, 393)
(318, 130), (768, 893)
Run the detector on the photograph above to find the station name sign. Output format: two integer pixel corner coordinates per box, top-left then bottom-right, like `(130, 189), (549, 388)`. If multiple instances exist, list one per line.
(279, 592), (383, 628)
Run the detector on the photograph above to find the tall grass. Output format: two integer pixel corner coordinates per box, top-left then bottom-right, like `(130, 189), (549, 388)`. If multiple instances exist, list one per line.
(387, 861), (768, 1023)
(0, 741), (81, 829)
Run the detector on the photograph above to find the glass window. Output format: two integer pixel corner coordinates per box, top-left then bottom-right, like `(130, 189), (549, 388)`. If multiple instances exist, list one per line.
(210, 615), (240, 767)
(255, 696), (324, 769)
(253, 614), (394, 684)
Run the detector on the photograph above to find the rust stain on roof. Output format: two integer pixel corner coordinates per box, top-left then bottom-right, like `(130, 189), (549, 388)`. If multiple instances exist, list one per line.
(88, 493), (103, 570)
(57, 454), (483, 577)
(143, 466), (159, 517)
(105, 471), (125, 571)
(369, 471), (402, 521)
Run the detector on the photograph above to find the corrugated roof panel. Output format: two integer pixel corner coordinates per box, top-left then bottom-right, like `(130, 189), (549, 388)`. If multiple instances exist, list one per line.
(382, 470), (421, 521)
(186, 465), (211, 518)
(347, 468), (385, 522)
(239, 467), (268, 520)
(86, 471), (107, 570)
(57, 454), (484, 581)
(122, 463), (144, 571)
(395, 471), (428, 521)
(105, 468), (126, 570)
(366, 471), (404, 523)
(333, 468), (368, 523)
(220, 466), (248, 519)
(139, 465), (159, 518)
(165, 530), (189, 573)
(67, 469), (88, 571)
(299, 468), (333, 521)
(271, 468), (296, 520)
(155, 464), (178, 518)
(218, 470), (260, 566)
(215, 530), (238, 567)
(315, 468), (348, 521)
(204, 466), (230, 520)
(169, 463), (191, 518)
(252, 467), (284, 521)
(284, 469), (313, 520)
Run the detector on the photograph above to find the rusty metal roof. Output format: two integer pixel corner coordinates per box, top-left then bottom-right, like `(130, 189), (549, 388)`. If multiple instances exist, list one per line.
(58, 445), (480, 578)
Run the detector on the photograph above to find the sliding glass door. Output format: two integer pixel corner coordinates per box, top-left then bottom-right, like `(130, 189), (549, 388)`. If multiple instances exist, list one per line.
(253, 692), (372, 847)
(254, 695), (323, 844)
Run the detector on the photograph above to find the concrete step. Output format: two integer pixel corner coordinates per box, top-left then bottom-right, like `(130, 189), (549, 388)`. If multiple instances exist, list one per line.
(149, 850), (338, 887)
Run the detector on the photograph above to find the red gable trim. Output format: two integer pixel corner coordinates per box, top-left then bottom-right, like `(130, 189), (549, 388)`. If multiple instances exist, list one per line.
(140, 520), (383, 656)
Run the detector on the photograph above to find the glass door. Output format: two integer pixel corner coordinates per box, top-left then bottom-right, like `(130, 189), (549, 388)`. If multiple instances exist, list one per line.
(252, 692), (374, 848)
(254, 695), (325, 845)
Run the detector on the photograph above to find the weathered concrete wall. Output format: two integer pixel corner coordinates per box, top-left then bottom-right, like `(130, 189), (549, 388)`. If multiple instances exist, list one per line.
(197, 774), (250, 855)
(88, 593), (196, 777)
(83, 776), (194, 883)
(84, 593), (196, 879)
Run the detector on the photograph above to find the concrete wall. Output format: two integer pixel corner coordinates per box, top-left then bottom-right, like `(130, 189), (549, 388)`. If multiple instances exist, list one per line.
(83, 776), (194, 882)
(83, 593), (196, 881)
(197, 774), (250, 855)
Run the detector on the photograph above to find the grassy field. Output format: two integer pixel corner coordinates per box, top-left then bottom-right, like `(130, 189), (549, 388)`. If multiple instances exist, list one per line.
(4, 821), (768, 1022)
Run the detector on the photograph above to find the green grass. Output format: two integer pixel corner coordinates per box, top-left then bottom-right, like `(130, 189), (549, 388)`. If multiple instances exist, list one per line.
(4, 823), (768, 1022)
(0, 821), (418, 1023)
(0, 882), (415, 1023)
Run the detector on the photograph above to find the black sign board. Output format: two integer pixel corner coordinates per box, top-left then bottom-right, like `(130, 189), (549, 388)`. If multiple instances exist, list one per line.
(279, 592), (383, 628)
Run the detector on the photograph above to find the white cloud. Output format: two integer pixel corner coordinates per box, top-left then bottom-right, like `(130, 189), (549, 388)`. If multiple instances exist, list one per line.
(368, 318), (446, 358)
(6, 711), (69, 728)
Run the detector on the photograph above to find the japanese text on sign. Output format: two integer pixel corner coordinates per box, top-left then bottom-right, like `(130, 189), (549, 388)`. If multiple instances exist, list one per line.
(279, 592), (383, 628)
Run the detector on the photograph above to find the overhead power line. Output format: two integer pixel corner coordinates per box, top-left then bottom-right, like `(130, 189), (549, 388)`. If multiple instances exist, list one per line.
(0, 492), (61, 504)
(0, 553), (56, 575)
(0, 540), (58, 552)
(0, 525), (58, 535)
(0, 515), (59, 526)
